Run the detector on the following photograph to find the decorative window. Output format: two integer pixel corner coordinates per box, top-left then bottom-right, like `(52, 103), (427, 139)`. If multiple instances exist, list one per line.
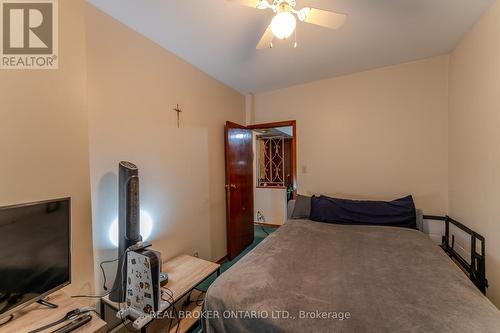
(257, 136), (285, 187)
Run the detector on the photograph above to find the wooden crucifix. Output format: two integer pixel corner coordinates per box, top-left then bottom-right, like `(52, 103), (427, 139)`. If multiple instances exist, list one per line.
(173, 104), (182, 128)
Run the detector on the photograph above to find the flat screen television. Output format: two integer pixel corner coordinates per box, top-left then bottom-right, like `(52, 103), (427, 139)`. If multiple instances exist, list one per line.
(0, 198), (70, 320)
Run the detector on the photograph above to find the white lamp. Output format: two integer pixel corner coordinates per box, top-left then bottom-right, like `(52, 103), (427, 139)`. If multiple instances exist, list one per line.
(109, 210), (153, 248)
(270, 11), (297, 39)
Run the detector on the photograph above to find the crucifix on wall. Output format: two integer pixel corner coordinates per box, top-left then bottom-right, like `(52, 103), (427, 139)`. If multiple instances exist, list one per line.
(173, 104), (182, 128)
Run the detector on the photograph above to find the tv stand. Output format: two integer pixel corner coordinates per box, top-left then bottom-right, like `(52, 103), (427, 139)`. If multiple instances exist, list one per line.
(0, 292), (106, 333)
(36, 298), (58, 309)
(101, 254), (220, 333)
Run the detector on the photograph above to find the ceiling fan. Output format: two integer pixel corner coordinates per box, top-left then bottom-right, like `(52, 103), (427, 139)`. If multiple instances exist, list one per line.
(229, 0), (347, 49)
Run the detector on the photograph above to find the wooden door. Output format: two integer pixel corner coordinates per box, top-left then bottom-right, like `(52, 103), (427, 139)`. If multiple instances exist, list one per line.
(225, 121), (254, 260)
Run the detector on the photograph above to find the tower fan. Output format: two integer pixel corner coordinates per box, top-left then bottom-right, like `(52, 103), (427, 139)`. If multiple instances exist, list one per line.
(109, 161), (141, 302)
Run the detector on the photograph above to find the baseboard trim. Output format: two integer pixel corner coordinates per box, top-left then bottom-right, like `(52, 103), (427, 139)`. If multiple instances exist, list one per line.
(215, 255), (227, 264)
(254, 222), (281, 228)
(215, 223), (280, 264)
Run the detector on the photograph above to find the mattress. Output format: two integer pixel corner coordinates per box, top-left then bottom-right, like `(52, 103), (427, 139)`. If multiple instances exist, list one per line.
(203, 219), (500, 332)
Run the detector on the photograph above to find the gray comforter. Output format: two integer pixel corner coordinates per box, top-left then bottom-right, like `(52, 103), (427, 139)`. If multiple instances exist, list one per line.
(204, 219), (500, 332)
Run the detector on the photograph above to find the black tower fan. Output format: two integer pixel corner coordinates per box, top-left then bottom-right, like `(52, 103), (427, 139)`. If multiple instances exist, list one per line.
(109, 161), (142, 302)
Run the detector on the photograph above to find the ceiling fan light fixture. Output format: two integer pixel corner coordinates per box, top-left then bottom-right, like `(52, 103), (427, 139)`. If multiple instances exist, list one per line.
(270, 11), (296, 39)
(297, 7), (310, 21)
(256, 0), (271, 9)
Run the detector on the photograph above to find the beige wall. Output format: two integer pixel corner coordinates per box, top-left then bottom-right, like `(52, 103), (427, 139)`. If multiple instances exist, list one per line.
(254, 56), (450, 214)
(448, 1), (500, 306)
(2, 0), (498, 309)
(0, 0), (94, 296)
(85, 4), (245, 291)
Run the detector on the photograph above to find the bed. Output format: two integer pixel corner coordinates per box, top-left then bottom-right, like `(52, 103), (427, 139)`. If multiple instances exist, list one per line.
(203, 197), (500, 333)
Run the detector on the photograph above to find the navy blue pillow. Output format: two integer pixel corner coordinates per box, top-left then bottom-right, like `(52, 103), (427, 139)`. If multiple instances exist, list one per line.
(310, 195), (417, 229)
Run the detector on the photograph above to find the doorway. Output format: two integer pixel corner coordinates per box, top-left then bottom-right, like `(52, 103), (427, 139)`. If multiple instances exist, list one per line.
(225, 120), (297, 259)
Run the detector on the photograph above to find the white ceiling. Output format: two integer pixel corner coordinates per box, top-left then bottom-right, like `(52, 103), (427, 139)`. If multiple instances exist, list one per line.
(87, 0), (494, 93)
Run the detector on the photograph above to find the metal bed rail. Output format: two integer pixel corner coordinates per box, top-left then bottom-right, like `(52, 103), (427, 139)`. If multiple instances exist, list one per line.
(423, 215), (487, 295)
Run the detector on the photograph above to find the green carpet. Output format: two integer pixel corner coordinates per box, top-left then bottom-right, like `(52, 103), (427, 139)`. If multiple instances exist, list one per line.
(188, 224), (276, 333)
(196, 224), (277, 291)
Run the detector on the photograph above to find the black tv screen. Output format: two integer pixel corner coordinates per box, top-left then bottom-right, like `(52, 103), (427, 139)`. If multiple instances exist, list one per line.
(0, 198), (70, 319)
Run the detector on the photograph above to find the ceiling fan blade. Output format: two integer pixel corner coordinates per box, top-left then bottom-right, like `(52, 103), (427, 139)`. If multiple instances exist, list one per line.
(227, 0), (261, 8)
(256, 25), (274, 50)
(301, 8), (347, 30)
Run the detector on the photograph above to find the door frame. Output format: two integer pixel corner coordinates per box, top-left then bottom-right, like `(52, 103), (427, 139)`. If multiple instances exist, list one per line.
(247, 120), (297, 199)
(224, 120), (297, 261)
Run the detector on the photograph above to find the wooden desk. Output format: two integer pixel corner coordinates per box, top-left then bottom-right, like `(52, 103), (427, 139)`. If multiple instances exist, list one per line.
(101, 255), (220, 333)
(0, 292), (106, 333)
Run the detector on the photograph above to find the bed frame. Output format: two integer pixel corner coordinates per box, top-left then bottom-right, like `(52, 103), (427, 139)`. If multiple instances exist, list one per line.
(286, 200), (489, 295)
(423, 215), (488, 295)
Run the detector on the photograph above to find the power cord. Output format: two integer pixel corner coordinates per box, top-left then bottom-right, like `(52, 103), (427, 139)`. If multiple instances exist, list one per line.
(27, 308), (98, 333)
(188, 288), (206, 307)
(99, 257), (119, 291)
(162, 287), (181, 333)
(71, 248), (177, 333)
(260, 224), (270, 236)
(69, 250), (136, 332)
(71, 250), (128, 299)
(30, 249), (130, 333)
(70, 291), (113, 299)
(256, 211), (270, 236)
(0, 314), (13, 326)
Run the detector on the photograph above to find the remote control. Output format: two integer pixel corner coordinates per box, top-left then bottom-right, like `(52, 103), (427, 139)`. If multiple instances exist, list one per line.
(51, 314), (92, 333)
